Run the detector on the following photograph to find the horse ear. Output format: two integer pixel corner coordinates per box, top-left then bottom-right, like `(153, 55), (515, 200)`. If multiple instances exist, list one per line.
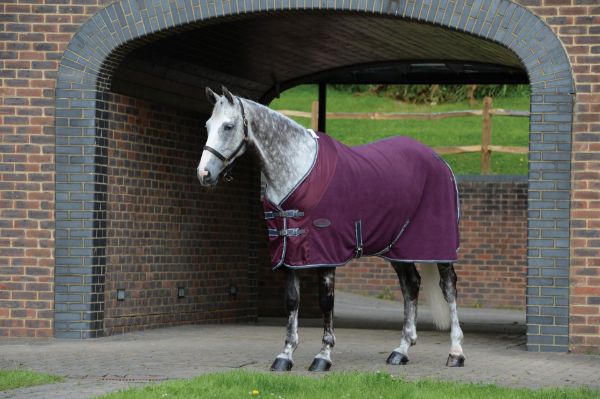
(205, 87), (218, 105)
(221, 85), (235, 105)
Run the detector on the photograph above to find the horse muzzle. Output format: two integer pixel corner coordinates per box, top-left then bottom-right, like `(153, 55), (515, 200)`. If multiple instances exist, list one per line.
(197, 168), (218, 187)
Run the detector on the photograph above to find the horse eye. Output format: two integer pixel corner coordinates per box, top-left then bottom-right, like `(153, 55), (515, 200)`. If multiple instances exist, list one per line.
(223, 124), (234, 131)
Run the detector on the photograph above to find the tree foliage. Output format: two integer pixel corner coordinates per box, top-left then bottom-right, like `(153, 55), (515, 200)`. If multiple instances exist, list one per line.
(332, 84), (530, 104)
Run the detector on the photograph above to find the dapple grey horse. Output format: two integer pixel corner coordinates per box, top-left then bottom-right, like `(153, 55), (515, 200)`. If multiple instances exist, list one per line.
(197, 86), (465, 372)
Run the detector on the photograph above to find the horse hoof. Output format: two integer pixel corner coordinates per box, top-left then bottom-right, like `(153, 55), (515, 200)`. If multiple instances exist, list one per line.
(270, 357), (293, 372)
(386, 351), (409, 365)
(308, 358), (332, 372)
(446, 354), (465, 367)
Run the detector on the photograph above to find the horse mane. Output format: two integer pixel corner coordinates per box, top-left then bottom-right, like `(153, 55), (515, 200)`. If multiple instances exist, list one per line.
(243, 98), (308, 139)
(239, 97), (317, 205)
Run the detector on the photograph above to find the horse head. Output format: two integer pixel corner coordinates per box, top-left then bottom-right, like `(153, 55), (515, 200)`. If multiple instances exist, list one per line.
(197, 86), (249, 187)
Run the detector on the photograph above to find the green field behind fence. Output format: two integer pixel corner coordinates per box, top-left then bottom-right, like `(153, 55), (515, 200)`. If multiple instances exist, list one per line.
(270, 85), (530, 176)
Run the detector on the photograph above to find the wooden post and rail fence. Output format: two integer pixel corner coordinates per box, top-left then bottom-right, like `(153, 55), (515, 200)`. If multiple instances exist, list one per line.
(277, 96), (529, 174)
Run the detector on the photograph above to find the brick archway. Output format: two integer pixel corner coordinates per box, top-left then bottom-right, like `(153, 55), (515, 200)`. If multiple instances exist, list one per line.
(55, 0), (573, 352)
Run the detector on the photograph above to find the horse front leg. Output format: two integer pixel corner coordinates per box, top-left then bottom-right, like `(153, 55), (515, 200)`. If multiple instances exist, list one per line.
(271, 268), (300, 371)
(438, 263), (465, 367)
(387, 262), (420, 365)
(308, 267), (336, 371)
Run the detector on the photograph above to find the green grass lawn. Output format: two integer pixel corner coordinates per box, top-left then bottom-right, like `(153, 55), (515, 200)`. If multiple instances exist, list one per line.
(269, 85), (530, 175)
(0, 369), (63, 392)
(96, 370), (598, 399)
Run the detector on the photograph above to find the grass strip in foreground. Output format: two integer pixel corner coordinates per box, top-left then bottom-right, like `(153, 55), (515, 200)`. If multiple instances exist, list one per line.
(0, 369), (63, 392)
(96, 370), (599, 399)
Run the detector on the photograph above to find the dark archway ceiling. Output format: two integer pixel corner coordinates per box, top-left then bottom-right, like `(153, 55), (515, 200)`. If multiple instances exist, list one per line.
(111, 11), (528, 112)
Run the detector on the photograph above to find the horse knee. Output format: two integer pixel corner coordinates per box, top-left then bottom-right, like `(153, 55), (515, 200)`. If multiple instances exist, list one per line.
(318, 269), (335, 314)
(285, 295), (299, 313)
(284, 269), (300, 312)
(319, 294), (334, 313)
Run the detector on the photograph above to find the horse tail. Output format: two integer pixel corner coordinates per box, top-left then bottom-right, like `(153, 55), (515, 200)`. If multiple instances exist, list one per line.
(420, 265), (451, 331)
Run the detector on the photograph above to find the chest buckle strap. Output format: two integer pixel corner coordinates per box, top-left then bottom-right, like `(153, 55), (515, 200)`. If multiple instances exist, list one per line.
(264, 210), (304, 220)
(268, 228), (305, 237)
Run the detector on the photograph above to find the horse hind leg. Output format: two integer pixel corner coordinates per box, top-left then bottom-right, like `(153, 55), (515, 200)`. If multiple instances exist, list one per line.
(387, 261), (420, 365)
(308, 268), (336, 372)
(437, 262), (465, 367)
(271, 268), (300, 371)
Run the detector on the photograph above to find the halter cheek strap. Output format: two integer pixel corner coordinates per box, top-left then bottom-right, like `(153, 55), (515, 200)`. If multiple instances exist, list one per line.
(203, 97), (249, 181)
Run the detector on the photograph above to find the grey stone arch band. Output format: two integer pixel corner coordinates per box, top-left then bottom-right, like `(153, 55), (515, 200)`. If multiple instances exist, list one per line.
(55, 0), (573, 351)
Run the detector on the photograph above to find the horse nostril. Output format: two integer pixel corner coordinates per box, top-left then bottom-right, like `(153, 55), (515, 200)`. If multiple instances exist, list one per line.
(202, 170), (211, 183)
(198, 168), (210, 184)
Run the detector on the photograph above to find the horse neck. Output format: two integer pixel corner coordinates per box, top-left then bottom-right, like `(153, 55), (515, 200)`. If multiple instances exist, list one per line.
(244, 99), (317, 205)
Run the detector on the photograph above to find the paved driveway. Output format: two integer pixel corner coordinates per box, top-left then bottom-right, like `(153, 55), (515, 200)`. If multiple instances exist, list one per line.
(1, 293), (598, 399)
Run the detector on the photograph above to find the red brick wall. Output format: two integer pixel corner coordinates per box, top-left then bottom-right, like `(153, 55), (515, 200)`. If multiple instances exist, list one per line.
(335, 179), (528, 309)
(0, 0), (599, 352)
(0, 0), (115, 337)
(455, 180), (528, 308)
(104, 93), (263, 335)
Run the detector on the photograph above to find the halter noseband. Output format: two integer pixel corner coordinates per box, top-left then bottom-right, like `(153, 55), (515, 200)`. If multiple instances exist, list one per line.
(203, 97), (249, 182)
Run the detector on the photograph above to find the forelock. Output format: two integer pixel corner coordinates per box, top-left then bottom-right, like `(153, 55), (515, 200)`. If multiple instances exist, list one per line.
(213, 97), (238, 117)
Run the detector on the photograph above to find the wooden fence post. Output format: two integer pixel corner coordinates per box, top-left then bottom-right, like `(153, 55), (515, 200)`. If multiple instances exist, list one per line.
(311, 101), (319, 131)
(480, 96), (493, 174)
